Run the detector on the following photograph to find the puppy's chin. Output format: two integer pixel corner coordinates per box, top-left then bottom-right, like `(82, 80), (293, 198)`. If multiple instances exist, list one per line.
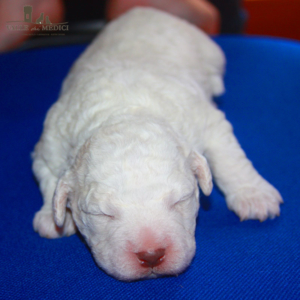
(90, 227), (196, 281)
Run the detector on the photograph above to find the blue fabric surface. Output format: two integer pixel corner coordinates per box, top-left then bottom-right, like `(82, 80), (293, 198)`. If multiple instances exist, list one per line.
(0, 36), (299, 299)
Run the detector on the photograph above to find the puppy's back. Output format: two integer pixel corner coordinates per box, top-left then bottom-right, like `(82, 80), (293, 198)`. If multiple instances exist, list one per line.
(72, 8), (224, 79)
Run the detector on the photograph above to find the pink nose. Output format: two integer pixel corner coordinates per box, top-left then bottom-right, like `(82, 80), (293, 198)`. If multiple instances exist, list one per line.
(136, 248), (165, 268)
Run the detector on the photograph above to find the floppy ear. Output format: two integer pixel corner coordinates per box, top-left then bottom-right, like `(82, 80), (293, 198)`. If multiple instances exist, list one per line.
(188, 151), (213, 196)
(53, 173), (71, 227)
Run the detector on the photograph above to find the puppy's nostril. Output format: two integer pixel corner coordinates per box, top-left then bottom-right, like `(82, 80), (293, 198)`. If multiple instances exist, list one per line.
(136, 248), (165, 268)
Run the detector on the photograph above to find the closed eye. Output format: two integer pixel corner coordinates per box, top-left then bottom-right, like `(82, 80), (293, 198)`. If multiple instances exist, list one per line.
(80, 203), (115, 219)
(82, 210), (115, 220)
(172, 198), (189, 210)
(80, 189), (115, 218)
(171, 188), (195, 208)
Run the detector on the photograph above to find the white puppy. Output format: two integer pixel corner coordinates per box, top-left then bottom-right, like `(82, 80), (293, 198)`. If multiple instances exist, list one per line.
(32, 8), (282, 281)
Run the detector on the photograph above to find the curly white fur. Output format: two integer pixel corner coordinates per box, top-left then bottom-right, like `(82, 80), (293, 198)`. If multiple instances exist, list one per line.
(32, 8), (282, 281)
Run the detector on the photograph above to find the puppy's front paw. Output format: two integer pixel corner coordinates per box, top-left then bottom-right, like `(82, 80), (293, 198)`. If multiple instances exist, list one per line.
(33, 207), (76, 238)
(226, 180), (283, 221)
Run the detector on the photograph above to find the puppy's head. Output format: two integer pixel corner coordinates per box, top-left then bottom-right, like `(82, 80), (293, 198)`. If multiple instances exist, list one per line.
(53, 122), (212, 281)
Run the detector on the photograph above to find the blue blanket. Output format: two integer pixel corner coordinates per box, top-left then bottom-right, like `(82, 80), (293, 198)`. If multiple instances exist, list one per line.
(1, 36), (299, 299)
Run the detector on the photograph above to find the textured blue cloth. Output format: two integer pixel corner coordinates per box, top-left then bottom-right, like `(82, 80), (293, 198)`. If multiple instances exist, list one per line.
(0, 36), (299, 299)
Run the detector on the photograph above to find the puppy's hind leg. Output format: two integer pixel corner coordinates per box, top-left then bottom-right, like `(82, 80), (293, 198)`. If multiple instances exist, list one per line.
(203, 109), (283, 221)
(32, 158), (76, 238)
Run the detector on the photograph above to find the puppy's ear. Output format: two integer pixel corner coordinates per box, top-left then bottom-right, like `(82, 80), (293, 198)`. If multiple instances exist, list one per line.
(188, 151), (213, 196)
(53, 172), (71, 227)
